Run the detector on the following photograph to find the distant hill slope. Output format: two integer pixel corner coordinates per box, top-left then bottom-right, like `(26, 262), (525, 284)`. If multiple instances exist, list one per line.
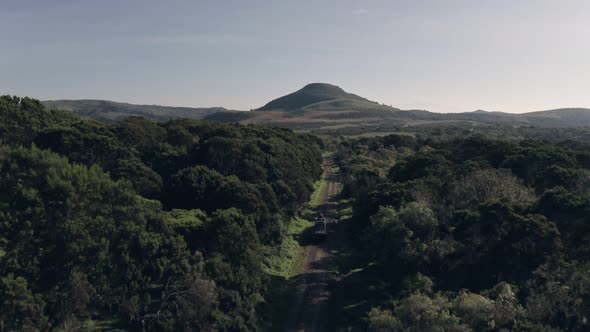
(42, 99), (230, 122)
(42, 85), (590, 130)
(437, 108), (590, 127)
(520, 108), (590, 127)
(256, 83), (383, 111)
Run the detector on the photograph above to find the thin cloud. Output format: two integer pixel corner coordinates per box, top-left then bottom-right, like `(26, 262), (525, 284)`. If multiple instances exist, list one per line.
(354, 8), (369, 15)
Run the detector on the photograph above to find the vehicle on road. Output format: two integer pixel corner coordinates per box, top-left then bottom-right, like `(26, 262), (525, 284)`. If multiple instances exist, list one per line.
(313, 212), (333, 241)
(313, 219), (327, 241)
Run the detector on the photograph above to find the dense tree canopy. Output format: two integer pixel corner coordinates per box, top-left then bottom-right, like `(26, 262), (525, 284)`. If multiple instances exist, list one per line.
(4, 95), (590, 331)
(333, 134), (590, 331)
(0, 96), (323, 330)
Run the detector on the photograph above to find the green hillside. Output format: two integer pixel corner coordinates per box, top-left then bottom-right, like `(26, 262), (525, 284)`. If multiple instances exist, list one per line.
(302, 98), (398, 112)
(254, 83), (590, 128)
(42, 99), (229, 122)
(256, 83), (380, 111)
(438, 108), (590, 127)
(520, 108), (590, 126)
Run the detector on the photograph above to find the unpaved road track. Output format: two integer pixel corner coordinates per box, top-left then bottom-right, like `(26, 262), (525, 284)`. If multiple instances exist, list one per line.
(284, 158), (339, 332)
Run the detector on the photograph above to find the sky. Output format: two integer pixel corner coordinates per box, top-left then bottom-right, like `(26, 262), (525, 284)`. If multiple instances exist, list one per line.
(1, 0), (589, 113)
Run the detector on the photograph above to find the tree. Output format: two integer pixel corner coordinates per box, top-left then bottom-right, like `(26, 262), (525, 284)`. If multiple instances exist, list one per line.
(112, 116), (166, 152)
(391, 293), (470, 332)
(453, 201), (561, 288)
(0, 274), (50, 331)
(0, 145), (193, 328)
(449, 168), (535, 210)
(145, 254), (217, 331)
(0, 95), (76, 145)
(525, 260), (590, 331)
(367, 307), (403, 331)
(364, 203), (447, 275)
(164, 165), (225, 210)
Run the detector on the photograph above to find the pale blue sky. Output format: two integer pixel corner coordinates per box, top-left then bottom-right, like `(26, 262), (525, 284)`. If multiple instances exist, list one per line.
(1, 0), (589, 113)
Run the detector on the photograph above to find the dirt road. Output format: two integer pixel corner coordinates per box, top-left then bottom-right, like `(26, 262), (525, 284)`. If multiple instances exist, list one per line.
(284, 158), (339, 332)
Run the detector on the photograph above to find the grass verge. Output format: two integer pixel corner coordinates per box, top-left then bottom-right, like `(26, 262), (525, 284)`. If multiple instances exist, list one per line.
(308, 171), (326, 208)
(263, 170), (327, 278)
(260, 173), (328, 330)
(263, 216), (313, 278)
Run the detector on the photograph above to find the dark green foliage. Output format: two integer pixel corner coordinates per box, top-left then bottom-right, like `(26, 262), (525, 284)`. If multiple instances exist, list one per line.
(0, 145), (195, 329)
(111, 116), (167, 152)
(388, 149), (452, 182)
(382, 133), (417, 149)
(453, 201), (561, 289)
(0, 96), (323, 330)
(165, 165), (226, 210)
(0, 96), (77, 145)
(0, 274), (50, 331)
(524, 260), (590, 331)
(537, 187), (590, 259)
(33, 121), (164, 198)
(334, 135), (590, 331)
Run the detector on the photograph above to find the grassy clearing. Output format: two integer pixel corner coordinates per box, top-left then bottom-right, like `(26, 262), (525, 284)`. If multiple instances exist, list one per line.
(264, 216), (313, 278)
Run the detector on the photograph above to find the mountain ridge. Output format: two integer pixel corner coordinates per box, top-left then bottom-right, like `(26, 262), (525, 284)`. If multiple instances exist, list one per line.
(42, 84), (590, 128)
(42, 99), (231, 122)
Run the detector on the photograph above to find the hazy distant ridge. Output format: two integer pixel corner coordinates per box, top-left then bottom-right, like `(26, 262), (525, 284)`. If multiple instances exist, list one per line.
(42, 99), (230, 122)
(43, 84), (590, 127)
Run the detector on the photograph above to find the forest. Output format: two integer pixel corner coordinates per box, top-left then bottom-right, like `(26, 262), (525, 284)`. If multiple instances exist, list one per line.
(2, 95), (590, 331)
(0, 96), (323, 330)
(331, 133), (590, 331)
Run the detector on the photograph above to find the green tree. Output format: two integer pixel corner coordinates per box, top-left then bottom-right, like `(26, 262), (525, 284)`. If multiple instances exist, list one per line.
(0, 274), (50, 331)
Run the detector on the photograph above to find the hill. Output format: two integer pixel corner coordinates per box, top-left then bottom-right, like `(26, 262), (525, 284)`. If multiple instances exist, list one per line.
(422, 108), (590, 127)
(42, 85), (590, 132)
(247, 83), (590, 130)
(519, 108), (590, 126)
(42, 99), (230, 122)
(256, 83), (381, 111)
